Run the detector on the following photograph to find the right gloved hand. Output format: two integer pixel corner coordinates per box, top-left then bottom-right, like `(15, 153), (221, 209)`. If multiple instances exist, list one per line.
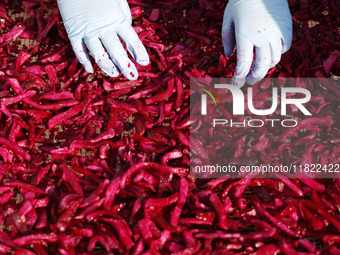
(222, 0), (292, 87)
(58, 0), (149, 80)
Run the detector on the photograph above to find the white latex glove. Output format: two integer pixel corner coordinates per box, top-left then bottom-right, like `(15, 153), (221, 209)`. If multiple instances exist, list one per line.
(58, 0), (149, 80)
(222, 0), (292, 87)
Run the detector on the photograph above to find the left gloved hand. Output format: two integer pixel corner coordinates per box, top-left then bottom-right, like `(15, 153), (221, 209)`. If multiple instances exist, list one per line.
(222, 0), (293, 87)
(58, 0), (149, 80)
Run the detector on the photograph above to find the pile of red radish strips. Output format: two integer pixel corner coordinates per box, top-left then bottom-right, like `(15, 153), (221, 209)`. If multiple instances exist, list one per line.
(0, 0), (339, 254)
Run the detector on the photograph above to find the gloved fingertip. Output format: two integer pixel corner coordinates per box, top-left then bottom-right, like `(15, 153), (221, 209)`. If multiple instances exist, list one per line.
(137, 57), (149, 66)
(127, 41), (150, 66)
(232, 77), (245, 88)
(83, 64), (94, 73)
(246, 67), (268, 85)
(121, 68), (138, 81)
(106, 68), (120, 78)
(97, 58), (120, 78)
(126, 71), (138, 81)
(224, 47), (235, 57)
(120, 61), (139, 80)
(246, 76), (260, 85)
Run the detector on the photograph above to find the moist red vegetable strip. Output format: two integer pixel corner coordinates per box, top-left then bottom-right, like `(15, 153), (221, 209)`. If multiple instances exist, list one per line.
(59, 194), (82, 212)
(315, 72), (340, 98)
(33, 198), (49, 208)
(14, 233), (58, 246)
(103, 176), (120, 210)
(297, 239), (316, 253)
(150, 230), (171, 252)
(45, 65), (59, 91)
(311, 190), (340, 231)
(71, 165), (102, 184)
(12, 118), (30, 131)
(279, 118), (332, 142)
(0, 191), (15, 204)
(17, 200), (32, 218)
(190, 137), (211, 165)
(275, 174), (304, 197)
(133, 100), (156, 122)
(56, 198), (83, 232)
(62, 166), (84, 195)
(0, 244), (11, 254)
(176, 132), (190, 147)
(14, 248), (37, 255)
(23, 97), (78, 110)
(0, 231), (15, 247)
(35, 207), (47, 228)
(281, 239), (298, 255)
(155, 101), (165, 125)
(300, 204), (323, 231)
(60, 67), (83, 91)
(138, 219), (156, 244)
(234, 179), (253, 198)
(107, 98), (138, 113)
(107, 106), (118, 130)
(298, 178), (325, 193)
(0, 138), (31, 161)
(102, 218), (134, 250)
(323, 52), (340, 75)
(27, 73), (50, 87)
(179, 218), (214, 225)
(85, 210), (121, 222)
(173, 243), (201, 255)
(67, 58), (79, 77)
(120, 162), (187, 188)
(16, 50), (32, 70)
(88, 236), (111, 252)
(81, 179), (110, 208)
(323, 234), (340, 243)
(184, 230), (198, 246)
(42, 91), (74, 101)
(70, 226), (93, 238)
(113, 79), (144, 90)
(48, 97), (91, 129)
(0, 7), (13, 23)
(243, 226), (276, 240)
(132, 198), (142, 217)
(1, 90), (36, 105)
(86, 128), (115, 143)
(252, 244), (281, 255)
(36, 14), (59, 40)
(276, 203), (296, 219)
(6, 77), (24, 94)
(129, 84), (160, 100)
(31, 244), (49, 255)
(107, 88), (132, 99)
(195, 231), (241, 239)
(0, 23), (25, 48)
(170, 177), (189, 226)
(145, 192), (179, 209)
(145, 78), (175, 105)
(209, 193), (228, 230)
(175, 77), (184, 109)
(41, 45), (68, 63)
(77, 199), (105, 220)
(161, 149), (183, 165)
(254, 200), (298, 237)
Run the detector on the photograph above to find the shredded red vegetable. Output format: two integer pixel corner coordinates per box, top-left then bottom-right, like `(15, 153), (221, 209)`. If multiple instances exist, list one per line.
(0, 0), (339, 254)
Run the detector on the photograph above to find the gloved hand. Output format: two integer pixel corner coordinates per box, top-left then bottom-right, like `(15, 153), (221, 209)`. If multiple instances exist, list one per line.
(222, 0), (292, 87)
(58, 0), (149, 80)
